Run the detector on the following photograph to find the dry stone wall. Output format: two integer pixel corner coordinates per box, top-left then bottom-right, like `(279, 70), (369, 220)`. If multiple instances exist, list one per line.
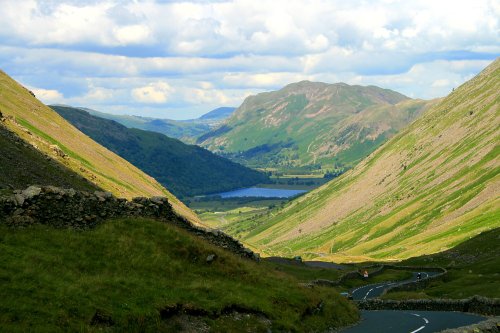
(438, 317), (500, 333)
(357, 296), (500, 316)
(0, 185), (259, 261)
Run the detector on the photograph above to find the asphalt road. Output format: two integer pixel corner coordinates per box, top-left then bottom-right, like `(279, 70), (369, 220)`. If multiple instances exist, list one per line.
(345, 272), (487, 332)
(350, 272), (440, 300)
(342, 310), (487, 333)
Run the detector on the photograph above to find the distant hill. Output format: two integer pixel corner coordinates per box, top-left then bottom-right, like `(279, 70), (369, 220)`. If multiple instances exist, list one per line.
(198, 82), (434, 171)
(51, 105), (268, 198)
(199, 107), (236, 120)
(62, 106), (236, 143)
(239, 59), (500, 262)
(0, 69), (200, 225)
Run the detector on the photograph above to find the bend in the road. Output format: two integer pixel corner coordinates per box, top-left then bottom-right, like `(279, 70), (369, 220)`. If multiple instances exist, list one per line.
(350, 271), (440, 300)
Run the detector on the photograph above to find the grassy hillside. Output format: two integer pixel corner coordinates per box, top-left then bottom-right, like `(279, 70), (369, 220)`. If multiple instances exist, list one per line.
(51, 105), (268, 198)
(0, 123), (97, 193)
(199, 81), (433, 171)
(76, 106), (235, 143)
(0, 70), (200, 225)
(0, 218), (358, 332)
(239, 59), (499, 262)
(387, 227), (500, 299)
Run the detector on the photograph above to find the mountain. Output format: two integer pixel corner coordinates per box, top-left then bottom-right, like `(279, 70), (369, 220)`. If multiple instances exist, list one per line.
(0, 69), (200, 225)
(198, 82), (434, 171)
(51, 105), (268, 198)
(198, 106), (236, 120)
(237, 59), (500, 262)
(0, 121), (97, 193)
(69, 106), (236, 143)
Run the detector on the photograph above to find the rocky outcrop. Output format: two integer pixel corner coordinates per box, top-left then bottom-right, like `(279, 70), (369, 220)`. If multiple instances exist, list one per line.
(0, 185), (259, 261)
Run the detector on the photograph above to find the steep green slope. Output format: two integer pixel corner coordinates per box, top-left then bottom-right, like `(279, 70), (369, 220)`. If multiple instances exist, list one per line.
(0, 69), (200, 225)
(51, 105), (268, 198)
(74, 106), (235, 143)
(242, 59), (500, 262)
(387, 227), (500, 299)
(0, 122), (96, 192)
(199, 82), (433, 171)
(0, 218), (358, 331)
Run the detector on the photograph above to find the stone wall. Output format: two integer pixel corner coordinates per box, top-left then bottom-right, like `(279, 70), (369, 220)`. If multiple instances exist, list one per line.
(0, 185), (258, 261)
(438, 317), (500, 333)
(357, 296), (500, 316)
(309, 264), (445, 288)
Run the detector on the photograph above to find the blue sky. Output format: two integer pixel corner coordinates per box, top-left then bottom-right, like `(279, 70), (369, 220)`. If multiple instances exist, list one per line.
(0, 0), (498, 119)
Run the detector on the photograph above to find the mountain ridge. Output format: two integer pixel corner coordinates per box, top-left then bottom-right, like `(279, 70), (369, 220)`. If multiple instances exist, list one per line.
(234, 59), (500, 261)
(63, 106), (236, 143)
(199, 81), (434, 171)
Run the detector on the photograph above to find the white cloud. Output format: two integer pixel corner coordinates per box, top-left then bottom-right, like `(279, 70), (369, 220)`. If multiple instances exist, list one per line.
(431, 79), (450, 88)
(0, 0), (497, 119)
(132, 81), (172, 104)
(113, 24), (152, 45)
(30, 87), (64, 103)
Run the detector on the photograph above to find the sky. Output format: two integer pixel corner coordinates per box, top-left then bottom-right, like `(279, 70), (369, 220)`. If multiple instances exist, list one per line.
(0, 0), (498, 120)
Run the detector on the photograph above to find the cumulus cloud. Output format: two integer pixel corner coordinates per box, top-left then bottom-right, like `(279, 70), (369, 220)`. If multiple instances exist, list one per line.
(132, 81), (172, 104)
(0, 0), (497, 118)
(30, 87), (64, 103)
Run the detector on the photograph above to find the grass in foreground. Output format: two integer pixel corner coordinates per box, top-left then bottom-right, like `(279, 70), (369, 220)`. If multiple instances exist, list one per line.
(0, 218), (358, 332)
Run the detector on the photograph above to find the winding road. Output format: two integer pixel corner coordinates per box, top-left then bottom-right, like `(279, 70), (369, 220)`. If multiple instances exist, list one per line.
(343, 272), (488, 332)
(351, 272), (439, 300)
(342, 310), (487, 333)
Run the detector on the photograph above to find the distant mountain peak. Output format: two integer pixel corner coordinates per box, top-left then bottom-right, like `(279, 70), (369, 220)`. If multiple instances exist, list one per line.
(198, 107), (236, 120)
(200, 81), (431, 170)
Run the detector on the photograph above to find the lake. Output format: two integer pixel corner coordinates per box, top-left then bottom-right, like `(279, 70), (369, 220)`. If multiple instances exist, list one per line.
(216, 187), (307, 198)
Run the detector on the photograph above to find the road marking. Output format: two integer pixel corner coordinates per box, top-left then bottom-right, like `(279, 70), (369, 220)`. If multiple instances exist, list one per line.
(375, 285), (386, 289)
(410, 313), (430, 333)
(410, 325), (426, 333)
(363, 288), (374, 299)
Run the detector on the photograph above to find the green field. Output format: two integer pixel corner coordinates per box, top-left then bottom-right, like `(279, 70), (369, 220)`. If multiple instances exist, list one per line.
(0, 218), (358, 332)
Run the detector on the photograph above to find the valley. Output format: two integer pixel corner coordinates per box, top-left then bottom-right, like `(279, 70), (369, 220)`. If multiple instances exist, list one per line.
(73, 106), (236, 143)
(1, 3), (499, 332)
(1, 47), (498, 333)
(232, 59), (499, 263)
(51, 105), (268, 199)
